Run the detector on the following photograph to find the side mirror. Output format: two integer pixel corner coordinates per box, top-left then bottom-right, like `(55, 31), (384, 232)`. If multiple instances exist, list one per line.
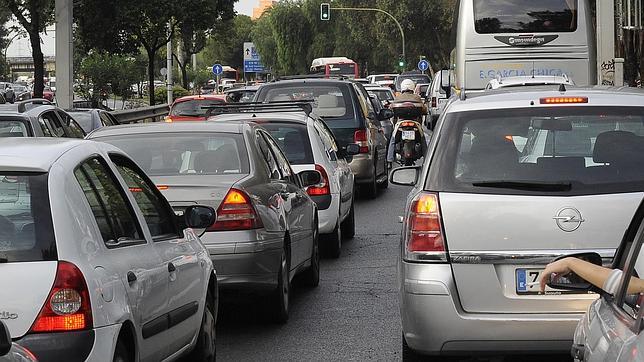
(390, 166), (421, 186)
(378, 108), (394, 120)
(299, 170), (322, 188)
(184, 205), (216, 234)
(546, 252), (603, 292)
(0, 321), (11, 357)
(440, 70), (451, 98)
(345, 143), (361, 156)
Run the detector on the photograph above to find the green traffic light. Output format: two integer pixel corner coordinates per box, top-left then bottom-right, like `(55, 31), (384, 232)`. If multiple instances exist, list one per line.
(399, 61), (405, 67)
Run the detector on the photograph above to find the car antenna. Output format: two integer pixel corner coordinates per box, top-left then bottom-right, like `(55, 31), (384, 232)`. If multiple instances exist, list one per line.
(531, 62), (535, 79)
(559, 83), (567, 92)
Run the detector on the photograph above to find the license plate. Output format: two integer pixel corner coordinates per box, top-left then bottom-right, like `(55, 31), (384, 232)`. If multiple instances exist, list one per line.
(402, 130), (415, 140)
(516, 268), (588, 295)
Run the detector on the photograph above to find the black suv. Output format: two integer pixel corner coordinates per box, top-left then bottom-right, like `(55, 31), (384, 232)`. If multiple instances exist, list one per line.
(254, 79), (390, 198)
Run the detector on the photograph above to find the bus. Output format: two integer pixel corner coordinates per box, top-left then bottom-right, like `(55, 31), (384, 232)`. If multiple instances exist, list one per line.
(310, 57), (360, 79)
(451, 0), (596, 91)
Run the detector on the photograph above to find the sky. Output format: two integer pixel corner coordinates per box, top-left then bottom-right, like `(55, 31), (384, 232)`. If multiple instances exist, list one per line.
(5, 0), (259, 57)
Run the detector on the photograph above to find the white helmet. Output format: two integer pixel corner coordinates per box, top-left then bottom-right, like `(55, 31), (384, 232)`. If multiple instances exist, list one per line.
(400, 79), (416, 92)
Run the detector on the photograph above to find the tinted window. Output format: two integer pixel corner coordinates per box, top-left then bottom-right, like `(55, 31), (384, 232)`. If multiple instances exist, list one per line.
(261, 123), (314, 165)
(474, 0), (578, 34)
(98, 133), (250, 176)
(0, 173), (56, 262)
(0, 120), (29, 137)
(368, 90), (394, 101)
(111, 155), (180, 240)
(327, 63), (356, 77)
(256, 133), (282, 180)
(395, 74), (432, 91)
(41, 112), (64, 137)
(430, 107), (644, 196)
(170, 99), (225, 117)
(259, 84), (358, 127)
(74, 158), (142, 246)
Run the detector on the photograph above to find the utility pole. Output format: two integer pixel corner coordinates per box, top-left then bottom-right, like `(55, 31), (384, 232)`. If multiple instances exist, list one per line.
(166, 22), (173, 105)
(597, 0), (618, 85)
(55, 0), (73, 109)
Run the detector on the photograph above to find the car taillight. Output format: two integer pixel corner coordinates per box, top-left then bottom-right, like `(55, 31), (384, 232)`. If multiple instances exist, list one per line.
(431, 97), (437, 108)
(354, 129), (369, 154)
(30, 261), (92, 333)
(404, 192), (447, 262)
(307, 164), (330, 196)
(540, 97), (588, 104)
(208, 188), (263, 231)
(400, 121), (416, 127)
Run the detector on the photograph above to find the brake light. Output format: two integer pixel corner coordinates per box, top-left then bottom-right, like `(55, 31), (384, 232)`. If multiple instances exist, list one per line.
(208, 188), (263, 231)
(354, 129), (369, 153)
(540, 97), (588, 104)
(431, 97), (437, 108)
(401, 121), (416, 127)
(404, 192), (447, 262)
(30, 261), (92, 333)
(307, 164), (330, 196)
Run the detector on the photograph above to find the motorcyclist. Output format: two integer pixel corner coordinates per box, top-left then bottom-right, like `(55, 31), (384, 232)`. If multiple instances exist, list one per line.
(387, 79), (428, 164)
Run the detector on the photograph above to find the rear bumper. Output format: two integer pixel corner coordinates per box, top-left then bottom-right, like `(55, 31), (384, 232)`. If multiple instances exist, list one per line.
(16, 329), (95, 362)
(400, 262), (582, 355)
(201, 230), (284, 291)
(318, 195), (340, 234)
(348, 154), (374, 183)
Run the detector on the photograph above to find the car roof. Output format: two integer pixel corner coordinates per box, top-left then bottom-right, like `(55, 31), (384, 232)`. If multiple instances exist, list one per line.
(0, 138), (85, 172)
(364, 86), (393, 91)
(224, 85), (260, 93)
(263, 78), (354, 86)
(449, 86), (644, 113)
(173, 94), (227, 103)
(87, 121), (247, 139)
(209, 112), (310, 125)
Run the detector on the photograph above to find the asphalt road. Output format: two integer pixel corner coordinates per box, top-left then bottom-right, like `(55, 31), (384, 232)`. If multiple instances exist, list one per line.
(216, 181), (574, 361)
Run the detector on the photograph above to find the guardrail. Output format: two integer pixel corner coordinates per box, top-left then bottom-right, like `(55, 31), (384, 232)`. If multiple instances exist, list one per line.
(110, 104), (169, 124)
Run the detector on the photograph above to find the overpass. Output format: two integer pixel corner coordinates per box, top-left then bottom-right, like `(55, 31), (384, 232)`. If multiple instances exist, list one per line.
(6, 56), (56, 81)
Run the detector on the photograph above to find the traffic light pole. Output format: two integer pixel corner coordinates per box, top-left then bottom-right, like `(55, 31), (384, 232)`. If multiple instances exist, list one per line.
(330, 7), (405, 69)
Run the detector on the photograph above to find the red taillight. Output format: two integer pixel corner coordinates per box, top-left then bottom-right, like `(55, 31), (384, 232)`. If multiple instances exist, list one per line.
(404, 192), (447, 261)
(354, 129), (369, 154)
(208, 188), (263, 231)
(307, 164), (330, 196)
(401, 121), (416, 127)
(30, 261), (92, 333)
(431, 97), (437, 108)
(540, 97), (588, 104)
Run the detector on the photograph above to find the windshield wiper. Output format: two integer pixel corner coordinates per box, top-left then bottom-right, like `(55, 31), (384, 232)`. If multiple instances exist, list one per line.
(472, 181), (572, 192)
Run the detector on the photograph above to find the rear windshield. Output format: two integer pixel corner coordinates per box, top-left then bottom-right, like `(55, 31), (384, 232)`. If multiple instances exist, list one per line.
(260, 123), (314, 165)
(395, 75), (432, 91)
(258, 84), (358, 128)
(369, 90), (394, 101)
(429, 107), (644, 196)
(474, 0), (578, 34)
(170, 99), (226, 117)
(373, 75), (395, 82)
(0, 173), (56, 262)
(0, 120), (29, 137)
(328, 63), (356, 76)
(97, 133), (250, 176)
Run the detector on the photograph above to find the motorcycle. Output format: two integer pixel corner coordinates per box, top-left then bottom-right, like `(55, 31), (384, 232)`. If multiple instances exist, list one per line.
(390, 101), (426, 166)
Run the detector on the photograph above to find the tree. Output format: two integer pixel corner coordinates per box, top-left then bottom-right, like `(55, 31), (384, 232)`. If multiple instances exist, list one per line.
(268, 1), (312, 75)
(1, 0), (54, 97)
(250, 14), (277, 74)
(175, 0), (235, 89)
(0, 9), (11, 80)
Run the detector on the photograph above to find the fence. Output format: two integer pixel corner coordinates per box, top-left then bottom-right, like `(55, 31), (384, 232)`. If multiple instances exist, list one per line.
(110, 104), (169, 124)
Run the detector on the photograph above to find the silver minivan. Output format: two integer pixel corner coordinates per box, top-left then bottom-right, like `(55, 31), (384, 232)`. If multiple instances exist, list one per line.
(392, 86), (644, 358)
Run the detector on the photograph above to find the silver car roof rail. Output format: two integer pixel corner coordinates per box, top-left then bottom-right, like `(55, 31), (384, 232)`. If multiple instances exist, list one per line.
(204, 101), (314, 118)
(17, 99), (53, 113)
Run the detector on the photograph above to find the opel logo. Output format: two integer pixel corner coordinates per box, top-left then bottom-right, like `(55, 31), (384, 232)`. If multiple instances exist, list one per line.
(553, 207), (585, 232)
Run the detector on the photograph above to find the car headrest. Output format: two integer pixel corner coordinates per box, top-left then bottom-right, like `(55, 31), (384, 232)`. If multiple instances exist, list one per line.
(593, 131), (639, 164)
(317, 94), (338, 108)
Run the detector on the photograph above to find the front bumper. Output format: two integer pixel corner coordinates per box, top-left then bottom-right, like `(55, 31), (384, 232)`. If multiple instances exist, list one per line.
(201, 230), (284, 291)
(401, 262), (582, 355)
(348, 154), (375, 184)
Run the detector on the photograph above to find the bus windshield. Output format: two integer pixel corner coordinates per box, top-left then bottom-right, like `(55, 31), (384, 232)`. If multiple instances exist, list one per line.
(474, 0), (578, 34)
(328, 63), (357, 77)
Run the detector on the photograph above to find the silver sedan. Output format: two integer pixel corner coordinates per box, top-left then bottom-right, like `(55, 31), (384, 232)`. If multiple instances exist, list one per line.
(88, 121), (321, 323)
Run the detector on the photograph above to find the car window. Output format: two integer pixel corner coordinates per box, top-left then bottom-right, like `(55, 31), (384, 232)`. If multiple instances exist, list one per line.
(260, 123), (314, 165)
(256, 132), (282, 180)
(58, 111), (86, 138)
(314, 119), (340, 162)
(261, 132), (297, 184)
(170, 99), (226, 117)
(74, 157), (143, 247)
(0, 173), (55, 262)
(40, 112), (64, 137)
(473, 0), (578, 34)
(99, 112), (116, 126)
(433, 106), (644, 196)
(36, 116), (53, 137)
(0, 120), (29, 137)
(110, 154), (181, 240)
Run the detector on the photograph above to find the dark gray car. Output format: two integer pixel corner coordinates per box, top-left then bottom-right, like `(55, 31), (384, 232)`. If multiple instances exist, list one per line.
(87, 121), (321, 323)
(0, 99), (86, 138)
(67, 108), (119, 133)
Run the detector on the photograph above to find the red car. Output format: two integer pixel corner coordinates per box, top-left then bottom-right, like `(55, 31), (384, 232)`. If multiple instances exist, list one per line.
(166, 94), (227, 122)
(31, 86), (55, 102)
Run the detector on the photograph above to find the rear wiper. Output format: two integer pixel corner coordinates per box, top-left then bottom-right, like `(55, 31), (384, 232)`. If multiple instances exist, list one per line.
(472, 181), (572, 192)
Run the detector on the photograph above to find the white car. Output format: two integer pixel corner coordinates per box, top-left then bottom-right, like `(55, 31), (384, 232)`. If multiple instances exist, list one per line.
(0, 321), (36, 362)
(212, 109), (357, 258)
(0, 138), (218, 361)
(426, 69), (450, 128)
(366, 74), (398, 89)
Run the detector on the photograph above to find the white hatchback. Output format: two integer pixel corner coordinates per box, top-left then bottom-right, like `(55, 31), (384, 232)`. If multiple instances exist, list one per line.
(0, 138), (218, 362)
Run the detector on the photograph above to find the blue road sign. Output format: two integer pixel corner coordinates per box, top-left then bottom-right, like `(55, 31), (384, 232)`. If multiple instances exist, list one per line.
(418, 60), (429, 72)
(212, 64), (223, 75)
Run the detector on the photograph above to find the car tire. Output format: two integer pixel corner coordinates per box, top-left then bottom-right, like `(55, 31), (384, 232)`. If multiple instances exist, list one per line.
(302, 222), (320, 287)
(271, 247), (290, 324)
(402, 334), (422, 361)
(323, 220), (342, 258)
(185, 287), (216, 361)
(362, 168), (378, 199)
(341, 199), (355, 239)
(113, 338), (131, 362)
(378, 168), (389, 189)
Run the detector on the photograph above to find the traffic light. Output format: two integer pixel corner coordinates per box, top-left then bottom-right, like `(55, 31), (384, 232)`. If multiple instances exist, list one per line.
(320, 3), (331, 21)
(398, 54), (405, 68)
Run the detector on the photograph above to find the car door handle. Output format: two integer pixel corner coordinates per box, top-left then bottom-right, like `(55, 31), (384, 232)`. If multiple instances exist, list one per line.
(127, 271), (137, 284)
(168, 262), (176, 273)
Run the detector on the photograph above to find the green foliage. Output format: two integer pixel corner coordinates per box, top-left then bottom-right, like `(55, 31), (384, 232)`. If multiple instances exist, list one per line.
(269, 1), (312, 74)
(154, 85), (189, 104)
(201, 15), (255, 71)
(251, 14), (277, 74)
(188, 68), (213, 89)
(77, 52), (143, 107)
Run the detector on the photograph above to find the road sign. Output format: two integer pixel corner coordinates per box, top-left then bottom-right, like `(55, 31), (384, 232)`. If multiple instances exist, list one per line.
(212, 64), (223, 75)
(418, 60), (429, 72)
(243, 42), (266, 73)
